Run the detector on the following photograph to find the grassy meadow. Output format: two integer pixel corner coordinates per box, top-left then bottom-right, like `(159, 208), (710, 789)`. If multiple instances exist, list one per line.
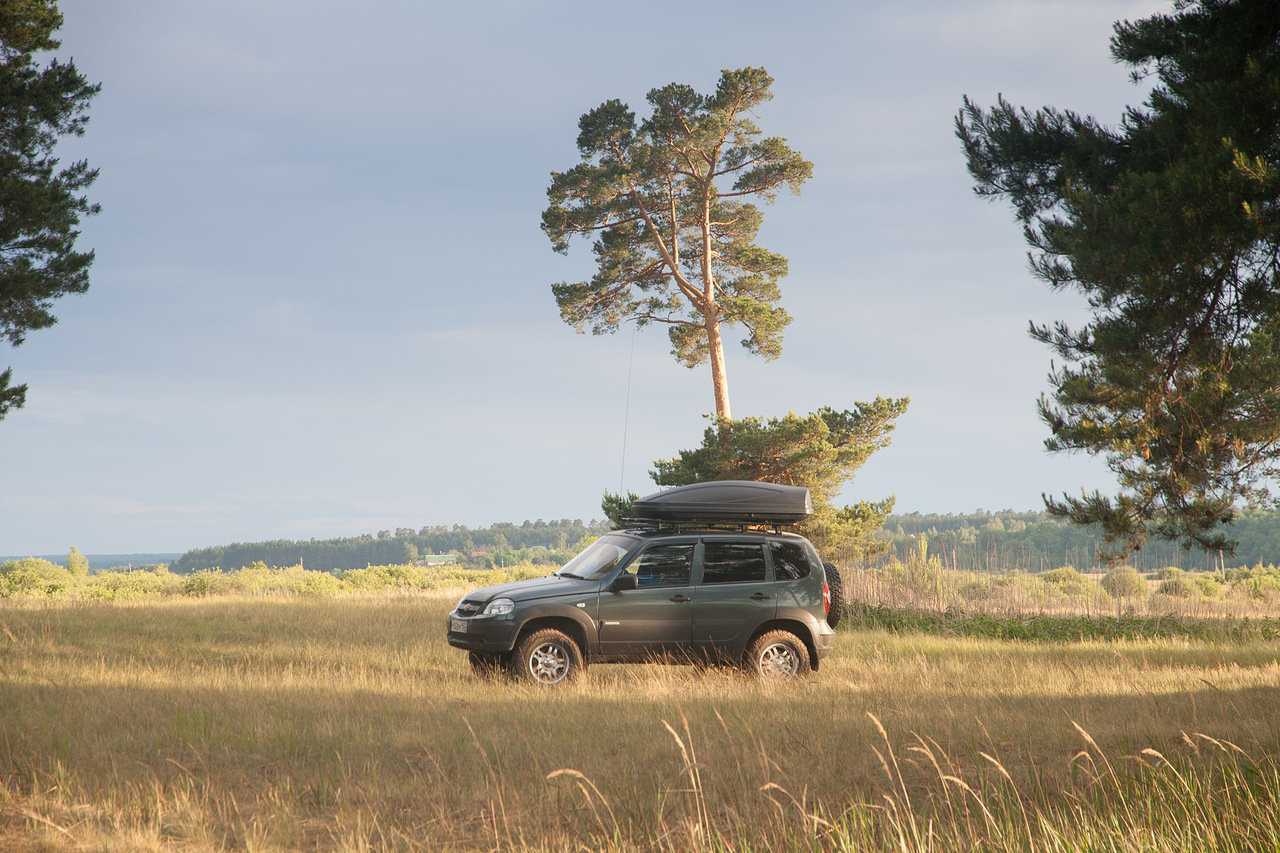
(1, 579), (1279, 851)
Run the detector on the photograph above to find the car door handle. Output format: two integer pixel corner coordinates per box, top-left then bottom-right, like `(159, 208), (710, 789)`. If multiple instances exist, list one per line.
(670, 594), (691, 603)
(750, 592), (770, 601)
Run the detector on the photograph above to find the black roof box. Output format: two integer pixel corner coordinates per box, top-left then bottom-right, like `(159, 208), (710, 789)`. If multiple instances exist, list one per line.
(631, 480), (812, 525)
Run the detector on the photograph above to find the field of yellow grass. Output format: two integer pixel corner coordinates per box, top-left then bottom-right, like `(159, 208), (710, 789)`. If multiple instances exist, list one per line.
(2, 591), (1279, 850)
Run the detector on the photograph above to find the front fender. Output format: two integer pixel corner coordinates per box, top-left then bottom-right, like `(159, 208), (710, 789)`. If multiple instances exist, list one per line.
(515, 599), (600, 653)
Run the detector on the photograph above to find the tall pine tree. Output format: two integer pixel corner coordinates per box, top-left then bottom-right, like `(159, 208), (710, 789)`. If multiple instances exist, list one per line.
(0, 1), (99, 419)
(542, 68), (811, 420)
(957, 0), (1280, 560)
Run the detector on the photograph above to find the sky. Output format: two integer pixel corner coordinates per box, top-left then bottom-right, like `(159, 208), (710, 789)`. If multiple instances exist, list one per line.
(0, 0), (1172, 556)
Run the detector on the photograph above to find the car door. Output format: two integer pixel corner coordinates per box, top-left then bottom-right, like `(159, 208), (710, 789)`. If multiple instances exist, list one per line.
(595, 540), (696, 658)
(691, 538), (775, 652)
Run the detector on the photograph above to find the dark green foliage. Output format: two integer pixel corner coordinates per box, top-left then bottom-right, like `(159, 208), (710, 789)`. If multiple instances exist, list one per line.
(846, 603), (1280, 643)
(650, 401), (909, 555)
(171, 518), (609, 573)
(884, 507), (1280, 572)
(600, 490), (638, 529)
(957, 0), (1280, 560)
(543, 67), (812, 418)
(0, 0), (99, 418)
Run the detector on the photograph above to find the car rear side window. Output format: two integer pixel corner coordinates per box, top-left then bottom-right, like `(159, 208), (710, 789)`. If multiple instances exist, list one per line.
(701, 542), (766, 584)
(770, 540), (811, 580)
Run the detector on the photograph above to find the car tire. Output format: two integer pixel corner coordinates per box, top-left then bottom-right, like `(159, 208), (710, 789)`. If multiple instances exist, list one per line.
(823, 561), (844, 628)
(468, 651), (506, 679)
(509, 628), (583, 686)
(744, 630), (811, 680)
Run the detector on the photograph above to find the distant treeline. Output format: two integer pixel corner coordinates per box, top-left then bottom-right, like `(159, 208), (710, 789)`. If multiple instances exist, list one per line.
(872, 509), (1280, 573)
(171, 509), (1280, 576)
(171, 519), (611, 573)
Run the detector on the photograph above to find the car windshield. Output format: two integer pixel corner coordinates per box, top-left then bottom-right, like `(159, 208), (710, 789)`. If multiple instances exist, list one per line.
(557, 533), (635, 580)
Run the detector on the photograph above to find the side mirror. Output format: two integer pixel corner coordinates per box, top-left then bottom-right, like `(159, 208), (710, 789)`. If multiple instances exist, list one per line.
(612, 573), (638, 592)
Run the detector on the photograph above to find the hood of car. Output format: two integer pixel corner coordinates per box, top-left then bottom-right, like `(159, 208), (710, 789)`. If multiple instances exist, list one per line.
(466, 573), (599, 604)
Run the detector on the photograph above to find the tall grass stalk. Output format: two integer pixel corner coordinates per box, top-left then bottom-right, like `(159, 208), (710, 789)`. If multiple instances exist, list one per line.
(3, 594), (1279, 850)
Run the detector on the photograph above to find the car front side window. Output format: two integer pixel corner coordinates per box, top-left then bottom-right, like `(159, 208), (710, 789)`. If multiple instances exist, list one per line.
(624, 543), (694, 588)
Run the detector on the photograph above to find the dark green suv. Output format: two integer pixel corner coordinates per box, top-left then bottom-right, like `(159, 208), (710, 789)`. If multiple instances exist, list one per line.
(445, 482), (842, 685)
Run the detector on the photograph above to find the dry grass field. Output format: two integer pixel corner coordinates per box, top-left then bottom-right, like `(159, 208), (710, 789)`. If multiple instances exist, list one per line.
(2, 591), (1279, 850)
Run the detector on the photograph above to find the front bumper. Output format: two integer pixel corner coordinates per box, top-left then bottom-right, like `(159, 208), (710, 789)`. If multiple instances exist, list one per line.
(446, 610), (519, 652)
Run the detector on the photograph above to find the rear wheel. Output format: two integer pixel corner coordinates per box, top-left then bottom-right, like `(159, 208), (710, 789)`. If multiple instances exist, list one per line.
(509, 628), (583, 685)
(823, 561), (844, 628)
(744, 630), (811, 681)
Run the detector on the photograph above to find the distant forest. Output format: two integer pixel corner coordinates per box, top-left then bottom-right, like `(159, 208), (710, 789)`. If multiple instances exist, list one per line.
(169, 510), (1280, 575)
(171, 519), (611, 574)
(871, 510), (1280, 574)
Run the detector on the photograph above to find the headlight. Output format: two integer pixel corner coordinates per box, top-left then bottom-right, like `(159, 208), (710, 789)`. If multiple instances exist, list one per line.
(483, 597), (515, 617)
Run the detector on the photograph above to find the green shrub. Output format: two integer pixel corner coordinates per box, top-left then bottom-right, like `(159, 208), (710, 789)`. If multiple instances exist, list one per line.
(1225, 564), (1280, 599)
(84, 567), (184, 600)
(1195, 574), (1223, 599)
(1037, 567), (1102, 603)
(1101, 566), (1147, 600)
(0, 557), (75, 598)
(1157, 574), (1196, 598)
(341, 563), (434, 592)
(237, 563), (343, 596)
(183, 570), (247, 597)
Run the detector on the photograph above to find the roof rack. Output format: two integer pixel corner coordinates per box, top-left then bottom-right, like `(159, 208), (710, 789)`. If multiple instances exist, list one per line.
(622, 517), (796, 535)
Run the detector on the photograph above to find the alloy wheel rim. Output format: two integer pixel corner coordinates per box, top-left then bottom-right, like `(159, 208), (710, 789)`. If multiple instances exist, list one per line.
(529, 643), (569, 683)
(759, 643), (798, 678)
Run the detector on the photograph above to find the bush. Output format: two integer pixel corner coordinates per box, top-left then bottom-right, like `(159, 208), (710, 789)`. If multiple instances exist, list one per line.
(1224, 564), (1280, 600)
(1101, 566), (1147, 600)
(238, 563), (343, 596)
(84, 567), (184, 600)
(1195, 574), (1223, 599)
(1157, 574), (1196, 598)
(0, 557), (75, 598)
(341, 563), (435, 592)
(1038, 567), (1102, 603)
(183, 569), (247, 597)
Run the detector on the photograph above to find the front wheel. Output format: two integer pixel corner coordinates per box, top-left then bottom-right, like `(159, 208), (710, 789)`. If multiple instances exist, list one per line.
(744, 630), (811, 681)
(509, 628), (583, 685)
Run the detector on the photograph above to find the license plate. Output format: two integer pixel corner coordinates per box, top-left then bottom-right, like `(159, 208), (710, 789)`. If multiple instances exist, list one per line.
(450, 618), (468, 634)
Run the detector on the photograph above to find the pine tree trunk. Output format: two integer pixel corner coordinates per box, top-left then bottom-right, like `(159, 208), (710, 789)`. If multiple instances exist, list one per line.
(701, 196), (732, 422)
(705, 309), (732, 421)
